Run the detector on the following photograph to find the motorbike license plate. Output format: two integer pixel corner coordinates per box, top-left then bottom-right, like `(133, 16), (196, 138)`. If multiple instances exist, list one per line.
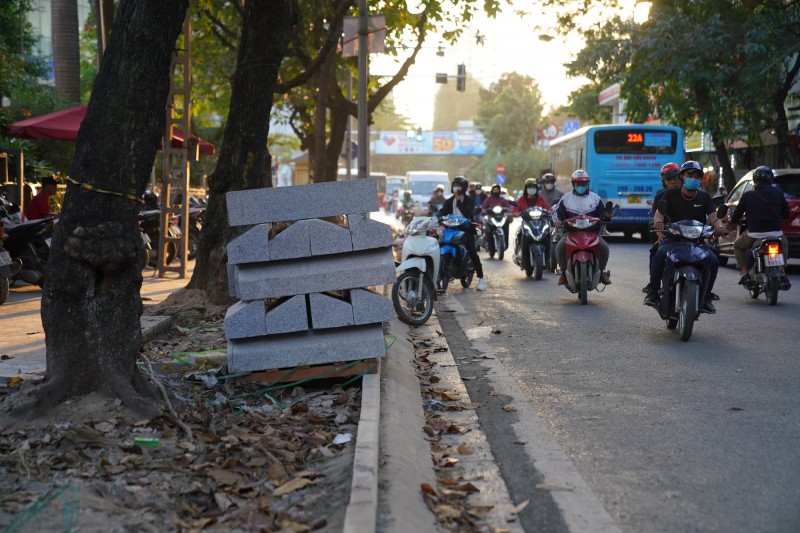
(0, 251), (11, 266)
(764, 254), (784, 267)
(627, 194), (642, 204)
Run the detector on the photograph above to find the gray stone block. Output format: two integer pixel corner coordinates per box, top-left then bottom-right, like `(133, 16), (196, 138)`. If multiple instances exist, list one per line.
(310, 292), (354, 329)
(225, 300), (267, 340)
(226, 323), (385, 373)
(265, 295), (308, 335)
(233, 248), (396, 301)
(226, 224), (270, 265)
(308, 219), (353, 256)
(227, 263), (239, 299)
(348, 214), (394, 251)
(350, 288), (394, 325)
(268, 222), (311, 261)
(226, 179), (379, 226)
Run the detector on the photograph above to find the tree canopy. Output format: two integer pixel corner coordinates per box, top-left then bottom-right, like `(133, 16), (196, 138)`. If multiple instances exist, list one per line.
(474, 72), (547, 189)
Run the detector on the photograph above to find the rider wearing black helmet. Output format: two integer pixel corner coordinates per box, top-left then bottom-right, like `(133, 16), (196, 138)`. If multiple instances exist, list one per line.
(730, 165), (790, 287)
(540, 172), (564, 208)
(437, 176), (486, 291)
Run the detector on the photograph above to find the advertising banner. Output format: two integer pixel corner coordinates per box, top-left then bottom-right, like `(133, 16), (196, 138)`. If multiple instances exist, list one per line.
(374, 131), (486, 155)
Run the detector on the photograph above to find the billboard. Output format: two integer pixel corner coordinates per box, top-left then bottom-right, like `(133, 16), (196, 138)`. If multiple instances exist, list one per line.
(374, 130), (487, 155)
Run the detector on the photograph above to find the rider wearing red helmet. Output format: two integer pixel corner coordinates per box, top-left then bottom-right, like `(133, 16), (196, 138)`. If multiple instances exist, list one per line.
(553, 170), (612, 285)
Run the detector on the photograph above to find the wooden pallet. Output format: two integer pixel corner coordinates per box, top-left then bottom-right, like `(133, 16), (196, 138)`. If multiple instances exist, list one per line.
(240, 358), (379, 384)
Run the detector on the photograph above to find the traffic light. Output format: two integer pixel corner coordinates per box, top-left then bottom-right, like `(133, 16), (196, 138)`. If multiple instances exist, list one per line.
(456, 64), (466, 92)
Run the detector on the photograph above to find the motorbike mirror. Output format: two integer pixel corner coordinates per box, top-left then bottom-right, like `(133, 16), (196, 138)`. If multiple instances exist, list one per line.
(716, 204), (728, 218)
(609, 204), (620, 218)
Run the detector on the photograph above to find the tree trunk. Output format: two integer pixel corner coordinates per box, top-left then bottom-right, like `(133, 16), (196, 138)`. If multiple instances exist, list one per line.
(312, 37), (338, 182)
(713, 140), (736, 193)
(189, 0), (295, 304)
(31, 0), (189, 418)
(51, 0), (81, 104)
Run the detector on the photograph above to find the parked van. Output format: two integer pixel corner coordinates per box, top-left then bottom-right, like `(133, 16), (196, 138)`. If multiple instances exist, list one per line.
(405, 171), (449, 215)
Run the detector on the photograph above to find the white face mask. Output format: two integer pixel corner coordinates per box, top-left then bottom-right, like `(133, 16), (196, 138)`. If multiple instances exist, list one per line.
(527, 187), (537, 195)
(453, 186), (461, 194)
(544, 183), (555, 191)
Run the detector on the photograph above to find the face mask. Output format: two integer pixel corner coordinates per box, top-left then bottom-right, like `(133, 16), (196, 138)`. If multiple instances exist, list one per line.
(682, 177), (702, 191)
(574, 186), (588, 195)
(544, 183), (554, 191)
(453, 186), (461, 194)
(492, 191), (500, 197)
(527, 187), (538, 195)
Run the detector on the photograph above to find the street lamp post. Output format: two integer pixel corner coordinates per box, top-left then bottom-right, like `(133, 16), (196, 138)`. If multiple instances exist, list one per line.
(357, 0), (369, 180)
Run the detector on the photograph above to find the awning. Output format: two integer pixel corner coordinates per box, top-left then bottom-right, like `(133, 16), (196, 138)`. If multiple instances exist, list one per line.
(6, 104), (216, 155)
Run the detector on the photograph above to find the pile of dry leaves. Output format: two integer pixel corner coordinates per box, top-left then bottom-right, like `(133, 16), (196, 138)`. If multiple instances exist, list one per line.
(0, 289), (364, 532)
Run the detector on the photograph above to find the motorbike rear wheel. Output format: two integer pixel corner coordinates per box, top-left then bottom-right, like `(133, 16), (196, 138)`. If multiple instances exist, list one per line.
(579, 262), (588, 305)
(460, 256), (475, 288)
(438, 254), (452, 292)
(393, 271), (434, 326)
(0, 277), (8, 305)
(765, 277), (779, 306)
(678, 280), (698, 342)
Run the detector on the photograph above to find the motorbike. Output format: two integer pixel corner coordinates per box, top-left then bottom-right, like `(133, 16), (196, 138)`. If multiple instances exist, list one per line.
(138, 209), (181, 268)
(437, 214), (476, 292)
(176, 206), (204, 261)
(482, 205), (509, 260)
(646, 218), (717, 342)
(0, 229), (23, 304)
(399, 206), (415, 227)
(0, 197), (52, 287)
(740, 236), (791, 305)
(513, 206), (552, 279)
(392, 216), (441, 325)
(560, 205), (617, 305)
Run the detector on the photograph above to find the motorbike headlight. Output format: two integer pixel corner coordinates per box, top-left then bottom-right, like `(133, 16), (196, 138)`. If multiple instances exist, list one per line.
(530, 210), (541, 220)
(677, 223), (703, 239)
(572, 218), (591, 230)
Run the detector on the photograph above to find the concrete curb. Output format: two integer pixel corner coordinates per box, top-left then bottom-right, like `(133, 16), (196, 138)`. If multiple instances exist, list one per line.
(376, 318), (440, 533)
(140, 315), (172, 342)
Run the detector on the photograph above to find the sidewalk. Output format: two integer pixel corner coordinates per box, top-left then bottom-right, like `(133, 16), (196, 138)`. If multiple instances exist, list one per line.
(0, 268), (190, 379)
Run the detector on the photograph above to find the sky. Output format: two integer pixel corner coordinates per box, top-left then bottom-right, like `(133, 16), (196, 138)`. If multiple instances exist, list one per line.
(372, 1), (648, 130)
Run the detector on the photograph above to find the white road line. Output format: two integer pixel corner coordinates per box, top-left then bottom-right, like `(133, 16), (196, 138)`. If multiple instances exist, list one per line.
(442, 294), (621, 533)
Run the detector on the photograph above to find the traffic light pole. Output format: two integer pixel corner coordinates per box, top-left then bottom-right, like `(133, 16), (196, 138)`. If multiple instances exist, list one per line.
(357, 0), (369, 180)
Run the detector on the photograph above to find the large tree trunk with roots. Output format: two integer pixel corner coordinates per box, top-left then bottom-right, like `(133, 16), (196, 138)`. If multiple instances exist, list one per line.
(29, 0), (188, 419)
(189, 0), (294, 304)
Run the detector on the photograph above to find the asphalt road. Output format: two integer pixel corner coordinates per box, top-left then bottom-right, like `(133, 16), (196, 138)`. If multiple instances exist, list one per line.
(433, 224), (800, 533)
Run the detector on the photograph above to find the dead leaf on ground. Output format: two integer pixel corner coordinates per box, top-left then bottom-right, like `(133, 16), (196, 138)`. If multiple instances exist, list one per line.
(273, 477), (314, 496)
(457, 443), (473, 455)
(510, 499), (530, 514)
(420, 483), (437, 496)
(502, 405), (517, 412)
(535, 483), (573, 491)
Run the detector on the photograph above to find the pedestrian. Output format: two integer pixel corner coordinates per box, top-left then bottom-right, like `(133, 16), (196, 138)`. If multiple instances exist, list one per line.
(24, 176), (59, 220)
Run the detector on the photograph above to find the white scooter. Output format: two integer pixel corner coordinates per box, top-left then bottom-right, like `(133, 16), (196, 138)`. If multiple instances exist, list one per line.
(392, 216), (441, 325)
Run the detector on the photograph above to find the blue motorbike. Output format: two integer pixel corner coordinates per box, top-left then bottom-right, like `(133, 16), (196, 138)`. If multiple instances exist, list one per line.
(437, 214), (476, 292)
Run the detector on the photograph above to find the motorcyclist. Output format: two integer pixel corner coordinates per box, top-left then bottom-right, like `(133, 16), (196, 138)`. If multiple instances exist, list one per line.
(729, 165), (790, 288)
(540, 173), (564, 208)
(142, 189), (160, 210)
(428, 185), (445, 216)
(644, 160), (725, 313)
(512, 178), (552, 215)
(644, 163), (683, 270)
(553, 170), (612, 285)
(396, 189), (414, 219)
(474, 184), (487, 209)
(481, 183), (513, 249)
(436, 176), (486, 291)
(512, 178), (552, 257)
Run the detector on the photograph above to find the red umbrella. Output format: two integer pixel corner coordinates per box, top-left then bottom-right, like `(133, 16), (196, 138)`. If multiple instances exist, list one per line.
(5, 104), (216, 155)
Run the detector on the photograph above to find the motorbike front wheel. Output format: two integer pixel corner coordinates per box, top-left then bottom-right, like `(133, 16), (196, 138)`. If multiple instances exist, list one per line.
(678, 280), (698, 342)
(460, 255), (475, 288)
(393, 271), (434, 326)
(765, 277), (779, 306)
(578, 262), (589, 305)
(533, 251), (543, 280)
(494, 234), (505, 260)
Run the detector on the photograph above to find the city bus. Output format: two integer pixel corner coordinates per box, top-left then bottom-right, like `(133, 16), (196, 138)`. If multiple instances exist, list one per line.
(548, 124), (685, 239)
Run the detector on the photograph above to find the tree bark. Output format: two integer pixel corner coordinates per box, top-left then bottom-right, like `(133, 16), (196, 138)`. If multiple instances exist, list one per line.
(51, 0), (81, 104)
(31, 0), (189, 418)
(189, 0), (295, 304)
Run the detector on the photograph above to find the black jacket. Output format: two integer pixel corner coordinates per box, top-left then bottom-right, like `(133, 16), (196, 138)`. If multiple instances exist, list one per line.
(437, 194), (476, 220)
(730, 183), (789, 233)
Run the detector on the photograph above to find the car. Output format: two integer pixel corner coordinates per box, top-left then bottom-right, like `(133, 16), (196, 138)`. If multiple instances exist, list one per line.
(714, 168), (800, 263)
(405, 171), (449, 216)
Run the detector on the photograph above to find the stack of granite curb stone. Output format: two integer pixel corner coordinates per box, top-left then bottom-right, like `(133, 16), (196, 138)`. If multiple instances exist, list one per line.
(223, 179), (396, 373)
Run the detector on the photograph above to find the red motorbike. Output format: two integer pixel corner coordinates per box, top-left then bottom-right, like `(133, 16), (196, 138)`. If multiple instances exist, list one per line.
(561, 206), (617, 304)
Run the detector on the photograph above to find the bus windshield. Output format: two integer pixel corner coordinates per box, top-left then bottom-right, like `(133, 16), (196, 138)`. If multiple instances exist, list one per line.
(410, 181), (444, 195)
